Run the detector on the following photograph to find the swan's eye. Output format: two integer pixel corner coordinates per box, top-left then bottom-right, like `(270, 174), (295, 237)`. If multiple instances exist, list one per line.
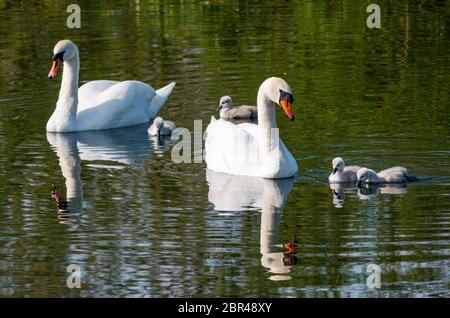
(279, 90), (294, 103)
(52, 51), (65, 61)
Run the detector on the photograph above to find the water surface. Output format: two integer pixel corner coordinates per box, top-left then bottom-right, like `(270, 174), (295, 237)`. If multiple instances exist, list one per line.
(0, 0), (449, 297)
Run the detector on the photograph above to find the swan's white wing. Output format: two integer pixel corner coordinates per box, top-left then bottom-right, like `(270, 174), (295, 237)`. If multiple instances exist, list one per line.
(78, 80), (119, 111)
(205, 119), (298, 179)
(76, 81), (175, 130)
(205, 118), (261, 177)
(241, 122), (297, 178)
(148, 82), (176, 118)
(76, 81), (156, 130)
(236, 122), (259, 138)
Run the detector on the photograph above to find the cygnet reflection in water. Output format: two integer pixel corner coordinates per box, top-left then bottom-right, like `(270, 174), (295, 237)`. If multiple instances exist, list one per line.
(330, 182), (408, 207)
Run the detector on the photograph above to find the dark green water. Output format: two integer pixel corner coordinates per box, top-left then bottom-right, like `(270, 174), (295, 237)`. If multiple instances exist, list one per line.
(0, 1), (449, 297)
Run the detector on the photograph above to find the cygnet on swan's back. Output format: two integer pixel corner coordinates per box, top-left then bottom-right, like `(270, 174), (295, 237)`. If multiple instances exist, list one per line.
(218, 96), (258, 120)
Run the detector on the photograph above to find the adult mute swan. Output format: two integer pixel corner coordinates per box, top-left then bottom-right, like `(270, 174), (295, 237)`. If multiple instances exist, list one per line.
(328, 157), (361, 183)
(205, 77), (298, 179)
(47, 39), (176, 132)
(218, 96), (258, 120)
(356, 167), (418, 186)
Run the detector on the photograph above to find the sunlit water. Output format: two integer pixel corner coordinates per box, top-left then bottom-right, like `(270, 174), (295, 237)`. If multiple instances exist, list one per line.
(0, 1), (449, 297)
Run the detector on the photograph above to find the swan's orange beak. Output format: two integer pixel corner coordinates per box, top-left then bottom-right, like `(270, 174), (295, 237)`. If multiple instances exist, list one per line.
(48, 59), (61, 79)
(280, 98), (294, 121)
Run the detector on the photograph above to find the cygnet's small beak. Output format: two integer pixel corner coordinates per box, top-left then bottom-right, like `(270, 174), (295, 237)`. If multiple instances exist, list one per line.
(332, 167), (338, 175)
(217, 104), (222, 110)
(356, 179), (362, 187)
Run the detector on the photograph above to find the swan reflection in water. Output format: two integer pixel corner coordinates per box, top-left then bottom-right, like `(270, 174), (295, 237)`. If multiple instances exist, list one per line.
(206, 170), (298, 281)
(47, 124), (173, 222)
(330, 183), (408, 208)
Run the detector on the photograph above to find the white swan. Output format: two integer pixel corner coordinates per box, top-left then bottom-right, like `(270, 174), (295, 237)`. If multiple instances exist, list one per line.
(148, 117), (176, 136)
(205, 77), (298, 179)
(357, 167), (417, 185)
(218, 96), (258, 120)
(47, 40), (176, 132)
(328, 157), (361, 183)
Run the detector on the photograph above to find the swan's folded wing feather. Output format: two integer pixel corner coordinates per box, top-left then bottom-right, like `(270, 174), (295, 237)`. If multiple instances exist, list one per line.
(236, 122), (259, 138)
(205, 119), (259, 176)
(78, 80), (155, 111)
(76, 81), (156, 130)
(78, 80), (119, 110)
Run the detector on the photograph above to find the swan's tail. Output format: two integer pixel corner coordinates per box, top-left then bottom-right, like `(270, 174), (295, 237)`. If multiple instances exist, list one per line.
(147, 82), (176, 118)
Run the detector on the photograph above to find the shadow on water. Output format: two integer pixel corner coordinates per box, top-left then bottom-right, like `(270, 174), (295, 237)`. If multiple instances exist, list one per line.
(206, 170), (298, 281)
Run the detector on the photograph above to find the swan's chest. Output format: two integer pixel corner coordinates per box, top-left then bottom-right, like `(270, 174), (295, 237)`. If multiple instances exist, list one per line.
(46, 109), (77, 132)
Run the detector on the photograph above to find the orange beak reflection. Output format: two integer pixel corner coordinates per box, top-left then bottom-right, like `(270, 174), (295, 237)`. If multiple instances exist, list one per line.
(48, 59), (61, 79)
(280, 98), (294, 121)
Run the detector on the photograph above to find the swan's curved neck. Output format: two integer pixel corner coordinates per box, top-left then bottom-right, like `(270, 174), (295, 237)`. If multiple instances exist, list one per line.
(257, 87), (277, 129)
(257, 86), (279, 153)
(56, 56), (79, 117)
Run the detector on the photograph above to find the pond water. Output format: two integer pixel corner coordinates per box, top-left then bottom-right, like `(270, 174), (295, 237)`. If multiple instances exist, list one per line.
(0, 1), (449, 297)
